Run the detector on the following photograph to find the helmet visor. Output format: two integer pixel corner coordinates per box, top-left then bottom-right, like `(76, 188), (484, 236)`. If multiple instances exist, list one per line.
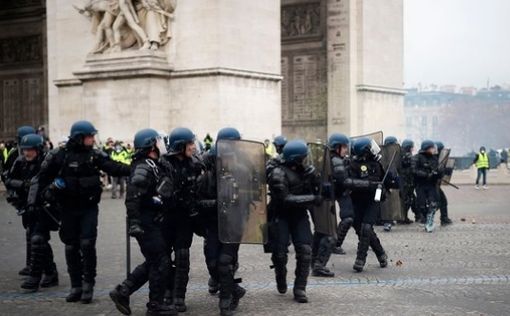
(370, 139), (381, 157)
(156, 136), (168, 156)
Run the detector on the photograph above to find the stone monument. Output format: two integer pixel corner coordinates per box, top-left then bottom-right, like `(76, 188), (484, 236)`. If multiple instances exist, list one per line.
(48, 0), (282, 142)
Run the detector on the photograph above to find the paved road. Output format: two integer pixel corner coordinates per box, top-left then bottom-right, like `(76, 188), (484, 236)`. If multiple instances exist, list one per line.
(0, 185), (509, 315)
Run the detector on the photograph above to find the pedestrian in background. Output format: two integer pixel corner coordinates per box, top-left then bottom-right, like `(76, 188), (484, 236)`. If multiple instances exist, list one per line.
(474, 146), (490, 190)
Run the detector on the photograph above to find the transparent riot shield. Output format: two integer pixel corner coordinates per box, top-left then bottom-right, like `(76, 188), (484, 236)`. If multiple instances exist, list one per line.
(307, 143), (337, 238)
(380, 143), (404, 221)
(216, 139), (267, 244)
(350, 131), (384, 146)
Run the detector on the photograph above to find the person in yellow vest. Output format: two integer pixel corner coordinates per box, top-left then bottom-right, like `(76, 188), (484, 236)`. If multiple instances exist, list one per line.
(474, 146), (490, 190)
(125, 143), (134, 165)
(264, 139), (277, 160)
(110, 142), (131, 199)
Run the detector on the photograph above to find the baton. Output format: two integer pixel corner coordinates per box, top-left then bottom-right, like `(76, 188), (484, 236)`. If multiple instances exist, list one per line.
(441, 179), (460, 190)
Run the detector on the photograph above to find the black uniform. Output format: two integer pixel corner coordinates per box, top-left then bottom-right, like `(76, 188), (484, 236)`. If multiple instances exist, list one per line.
(346, 156), (390, 271)
(267, 162), (318, 301)
(29, 142), (130, 298)
(125, 157), (172, 311)
(5, 154), (59, 288)
(412, 152), (442, 220)
(399, 150), (419, 222)
(160, 153), (204, 308)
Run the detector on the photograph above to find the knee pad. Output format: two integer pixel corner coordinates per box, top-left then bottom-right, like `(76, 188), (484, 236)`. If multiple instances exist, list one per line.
(80, 238), (96, 251)
(218, 254), (235, 275)
(65, 243), (79, 252)
(30, 234), (46, 246)
(295, 244), (312, 257)
(319, 236), (336, 249)
(341, 217), (354, 226)
(360, 223), (373, 237)
(271, 252), (288, 266)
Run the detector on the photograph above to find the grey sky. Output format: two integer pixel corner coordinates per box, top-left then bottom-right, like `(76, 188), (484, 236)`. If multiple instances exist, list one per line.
(404, 0), (510, 88)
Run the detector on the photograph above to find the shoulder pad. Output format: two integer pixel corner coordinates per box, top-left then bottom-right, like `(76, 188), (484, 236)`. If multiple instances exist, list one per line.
(270, 166), (286, 181)
(131, 163), (154, 186)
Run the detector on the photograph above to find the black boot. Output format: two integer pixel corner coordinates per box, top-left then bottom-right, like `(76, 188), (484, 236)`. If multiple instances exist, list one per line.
(81, 282), (94, 304)
(80, 238), (97, 304)
(66, 287), (83, 302)
(173, 249), (190, 312)
(293, 245), (311, 303)
(271, 253), (288, 294)
(110, 283), (132, 315)
(312, 236), (335, 277)
(18, 266), (30, 276)
(40, 271), (59, 288)
(369, 229), (388, 268)
(146, 301), (176, 316)
(41, 243), (59, 288)
(208, 277), (219, 294)
(230, 283), (246, 311)
(334, 217), (353, 255)
(219, 297), (233, 316)
(20, 275), (41, 292)
(353, 224), (372, 272)
(441, 217), (453, 225)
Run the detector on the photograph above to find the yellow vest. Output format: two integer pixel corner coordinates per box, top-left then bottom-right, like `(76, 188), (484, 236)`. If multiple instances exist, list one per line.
(1, 148), (8, 163)
(475, 152), (489, 169)
(111, 150), (131, 165)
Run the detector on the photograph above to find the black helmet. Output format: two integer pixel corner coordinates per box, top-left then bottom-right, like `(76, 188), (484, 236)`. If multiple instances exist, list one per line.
(352, 137), (381, 160)
(282, 140), (308, 164)
(435, 141), (445, 153)
(168, 127), (195, 154)
(19, 134), (43, 150)
(402, 139), (414, 152)
(353, 138), (371, 156)
(17, 126), (36, 143)
(420, 140), (435, 152)
(480, 146), (486, 152)
(384, 136), (398, 145)
(133, 128), (166, 158)
(328, 133), (349, 150)
(69, 120), (97, 139)
(217, 127), (241, 141)
(273, 135), (287, 154)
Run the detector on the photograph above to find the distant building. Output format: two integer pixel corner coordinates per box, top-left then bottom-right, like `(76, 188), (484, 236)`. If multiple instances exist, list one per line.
(404, 87), (510, 155)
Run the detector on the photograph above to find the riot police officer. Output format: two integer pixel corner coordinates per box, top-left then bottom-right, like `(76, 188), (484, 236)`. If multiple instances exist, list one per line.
(267, 140), (320, 303)
(412, 140), (443, 232)
(328, 133), (353, 256)
(346, 138), (391, 272)
(5, 134), (59, 292)
(2, 125), (37, 276)
(28, 120), (131, 303)
(111, 128), (176, 316)
(400, 139), (419, 223)
(198, 127), (247, 316)
(435, 141), (453, 225)
(160, 127), (204, 312)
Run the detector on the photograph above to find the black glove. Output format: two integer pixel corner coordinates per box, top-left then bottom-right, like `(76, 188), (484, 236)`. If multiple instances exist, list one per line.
(128, 219), (144, 237)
